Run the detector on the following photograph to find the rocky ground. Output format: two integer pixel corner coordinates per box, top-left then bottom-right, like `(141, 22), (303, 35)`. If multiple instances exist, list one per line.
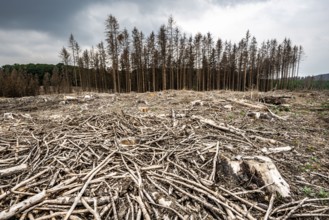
(0, 90), (328, 219)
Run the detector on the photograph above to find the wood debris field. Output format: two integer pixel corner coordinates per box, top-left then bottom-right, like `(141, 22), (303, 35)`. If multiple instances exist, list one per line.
(0, 90), (328, 219)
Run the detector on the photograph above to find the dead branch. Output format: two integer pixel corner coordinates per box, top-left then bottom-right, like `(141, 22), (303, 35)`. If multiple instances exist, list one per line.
(1, 91), (328, 219)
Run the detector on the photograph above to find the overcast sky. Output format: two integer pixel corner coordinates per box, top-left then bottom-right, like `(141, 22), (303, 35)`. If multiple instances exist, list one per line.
(0, 0), (328, 76)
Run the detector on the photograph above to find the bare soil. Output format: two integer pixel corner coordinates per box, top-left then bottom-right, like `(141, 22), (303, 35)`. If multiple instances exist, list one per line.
(0, 90), (328, 219)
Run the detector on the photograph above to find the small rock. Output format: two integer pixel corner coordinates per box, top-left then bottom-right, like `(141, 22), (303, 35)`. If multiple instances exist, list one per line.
(64, 95), (77, 101)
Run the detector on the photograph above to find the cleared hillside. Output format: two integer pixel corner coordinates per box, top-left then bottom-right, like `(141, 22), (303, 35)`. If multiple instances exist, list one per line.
(0, 90), (328, 219)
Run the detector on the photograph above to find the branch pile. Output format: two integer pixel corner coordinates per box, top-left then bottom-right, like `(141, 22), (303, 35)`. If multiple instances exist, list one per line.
(0, 91), (328, 219)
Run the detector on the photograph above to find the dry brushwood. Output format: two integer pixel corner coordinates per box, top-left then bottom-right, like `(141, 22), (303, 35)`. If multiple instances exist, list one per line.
(0, 91), (328, 219)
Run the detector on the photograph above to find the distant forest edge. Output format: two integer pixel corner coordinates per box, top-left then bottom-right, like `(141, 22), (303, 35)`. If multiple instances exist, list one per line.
(0, 16), (328, 97)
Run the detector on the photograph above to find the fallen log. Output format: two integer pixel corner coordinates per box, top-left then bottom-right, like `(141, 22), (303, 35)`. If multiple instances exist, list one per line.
(44, 196), (114, 206)
(63, 96), (78, 101)
(191, 115), (245, 136)
(0, 190), (47, 220)
(261, 146), (292, 155)
(0, 164), (28, 177)
(228, 98), (267, 110)
(267, 108), (288, 121)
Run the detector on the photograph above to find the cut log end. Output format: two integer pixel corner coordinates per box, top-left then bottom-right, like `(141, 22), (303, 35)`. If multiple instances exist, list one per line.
(220, 155), (291, 198)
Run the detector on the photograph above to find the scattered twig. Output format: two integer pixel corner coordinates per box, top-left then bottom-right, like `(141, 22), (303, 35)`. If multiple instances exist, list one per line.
(1, 91), (328, 219)
(263, 194), (275, 220)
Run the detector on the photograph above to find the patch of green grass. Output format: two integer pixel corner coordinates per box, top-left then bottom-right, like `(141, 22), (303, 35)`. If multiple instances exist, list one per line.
(318, 189), (329, 198)
(228, 113), (234, 120)
(311, 156), (318, 162)
(301, 187), (329, 198)
(279, 105), (290, 112)
(319, 111), (327, 117)
(301, 162), (313, 172)
(306, 145), (315, 152)
(301, 156), (321, 172)
(293, 139), (300, 147)
(301, 162), (320, 172)
(301, 186), (314, 197)
(321, 101), (329, 110)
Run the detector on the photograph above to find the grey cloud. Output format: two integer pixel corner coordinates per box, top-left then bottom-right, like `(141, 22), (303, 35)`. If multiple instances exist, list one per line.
(0, 0), (259, 35)
(0, 0), (105, 37)
(0, 0), (261, 40)
(0, 0), (328, 75)
(211, 0), (269, 6)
